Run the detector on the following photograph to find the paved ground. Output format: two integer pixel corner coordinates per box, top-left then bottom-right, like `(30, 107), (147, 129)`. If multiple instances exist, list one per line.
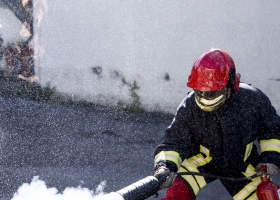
(0, 81), (279, 200)
(0, 90), (172, 200)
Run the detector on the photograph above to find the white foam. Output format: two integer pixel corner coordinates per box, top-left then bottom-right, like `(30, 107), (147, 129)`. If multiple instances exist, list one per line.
(11, 176), (123, 200)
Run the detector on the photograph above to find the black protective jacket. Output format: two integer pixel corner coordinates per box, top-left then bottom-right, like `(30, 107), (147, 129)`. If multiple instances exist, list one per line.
(154, 83), (280, 173)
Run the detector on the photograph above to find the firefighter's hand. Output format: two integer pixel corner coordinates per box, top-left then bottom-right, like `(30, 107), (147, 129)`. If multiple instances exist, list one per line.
(256, 163), (280, 176)
(154, 166), (176, 190)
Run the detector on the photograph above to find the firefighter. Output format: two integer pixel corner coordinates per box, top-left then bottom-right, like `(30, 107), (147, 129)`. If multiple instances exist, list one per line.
(154, 49), (280, 200)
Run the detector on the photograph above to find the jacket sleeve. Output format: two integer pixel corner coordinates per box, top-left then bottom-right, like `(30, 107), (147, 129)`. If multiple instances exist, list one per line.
(256, 89), (280, 167)
(154, 97), (197, 172)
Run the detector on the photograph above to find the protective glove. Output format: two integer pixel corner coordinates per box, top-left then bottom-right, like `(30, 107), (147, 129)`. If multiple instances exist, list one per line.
(154, 166), (176, 190)
(255, 163), (280, 176)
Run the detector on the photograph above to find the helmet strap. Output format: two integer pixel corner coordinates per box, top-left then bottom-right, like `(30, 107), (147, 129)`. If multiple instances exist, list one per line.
(226, 68), (236, 90)
(226, 88), (232, 99)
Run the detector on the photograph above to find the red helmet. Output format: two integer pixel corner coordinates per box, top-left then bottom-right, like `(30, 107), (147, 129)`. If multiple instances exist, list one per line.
(187, 49), (240, 91)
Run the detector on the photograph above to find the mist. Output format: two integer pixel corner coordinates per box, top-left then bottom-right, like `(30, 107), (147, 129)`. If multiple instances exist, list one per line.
(11, 176), (120, 200)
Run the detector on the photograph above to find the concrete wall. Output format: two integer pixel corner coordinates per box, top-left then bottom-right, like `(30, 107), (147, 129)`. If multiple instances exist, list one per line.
(0, 6), (23, 70)
(0, 7), (23, 43)
(0, 1), (33, 68)
(34, 0), (280, 114)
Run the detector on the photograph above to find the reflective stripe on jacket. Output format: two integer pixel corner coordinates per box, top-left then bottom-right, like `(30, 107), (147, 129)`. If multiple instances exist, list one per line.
(154, 83), (280, 173)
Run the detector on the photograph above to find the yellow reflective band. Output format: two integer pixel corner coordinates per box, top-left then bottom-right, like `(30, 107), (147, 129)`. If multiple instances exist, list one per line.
(244, 142), (253, 162)
(260, 139), (280, 153)
(178, 166), (200, 195)
(199, 145), (213, 163)
(187, 154), (211, 166)
(233, 177), (261, 200)
(246, 192), (258, 200)
(181, 158), (206, 188)
(200, 145), (210, 156)
(154, 151), (182, 169)
(242, 164), (256, 177)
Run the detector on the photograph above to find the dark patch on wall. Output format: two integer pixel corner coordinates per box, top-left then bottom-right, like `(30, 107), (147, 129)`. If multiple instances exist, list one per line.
(164, 73), (170, 81)
(269, 78), (280, 81)
(91, 66), (102, 76)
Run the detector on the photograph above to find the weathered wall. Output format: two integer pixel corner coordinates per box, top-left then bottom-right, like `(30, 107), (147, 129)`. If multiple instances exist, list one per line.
(0, 7), (22, 70)
(0, 7), (23, 43)
(34, 0), (280, 114)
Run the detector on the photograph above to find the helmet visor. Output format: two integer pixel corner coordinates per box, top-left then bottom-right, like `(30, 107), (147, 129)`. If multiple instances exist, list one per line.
(194, 89), (227, 100)
(194, 88), (228, 111)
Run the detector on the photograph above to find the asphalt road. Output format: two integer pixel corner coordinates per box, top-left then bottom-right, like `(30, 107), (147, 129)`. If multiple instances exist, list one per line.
(0, 91), (279, 200)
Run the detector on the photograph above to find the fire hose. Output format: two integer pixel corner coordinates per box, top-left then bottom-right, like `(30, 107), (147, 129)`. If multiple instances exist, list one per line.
(106, 172), (261, 200)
